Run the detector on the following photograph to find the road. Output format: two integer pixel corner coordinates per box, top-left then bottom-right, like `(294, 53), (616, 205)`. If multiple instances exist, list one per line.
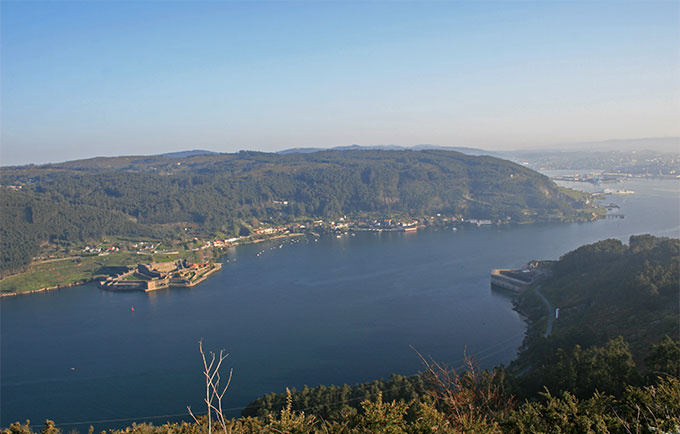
(534, 285), (554, 337)
(514, 285), (556, 376)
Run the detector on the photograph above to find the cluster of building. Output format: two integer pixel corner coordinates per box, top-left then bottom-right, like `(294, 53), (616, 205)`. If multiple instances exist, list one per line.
(552, 173), (624, 184)
(100, 260), (221, 292)
(199, 223), (309, 250)
(77, 240), (177, 257)
(325, 217), (419, 232)
(197, 214), (509, 250)
(82, 245), (120, 255)
(466, 219), (495, 226)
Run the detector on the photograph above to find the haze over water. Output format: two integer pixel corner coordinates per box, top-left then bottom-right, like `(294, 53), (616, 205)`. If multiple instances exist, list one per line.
(1, 178), (678, 429)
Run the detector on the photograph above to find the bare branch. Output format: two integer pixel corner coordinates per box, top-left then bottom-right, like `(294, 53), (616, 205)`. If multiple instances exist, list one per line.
(413, 345), (515, 431)
(187, 406), (201, 425)
(191, 339), (232, 434)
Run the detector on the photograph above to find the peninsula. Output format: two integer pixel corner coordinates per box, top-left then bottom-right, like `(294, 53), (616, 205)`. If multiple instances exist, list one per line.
(0, 149), (604, 295)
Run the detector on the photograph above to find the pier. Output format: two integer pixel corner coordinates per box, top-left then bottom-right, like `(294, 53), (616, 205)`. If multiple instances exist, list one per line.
(490, 262), (551, 293)
(490, 269), (533, 293)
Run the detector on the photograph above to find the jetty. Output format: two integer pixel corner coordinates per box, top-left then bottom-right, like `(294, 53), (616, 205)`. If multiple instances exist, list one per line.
(490, 262), (550, 293)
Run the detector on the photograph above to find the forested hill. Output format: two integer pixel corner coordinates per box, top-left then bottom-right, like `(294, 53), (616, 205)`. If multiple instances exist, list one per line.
(514, 235), (680, 374)
(0, 150), (598, 276)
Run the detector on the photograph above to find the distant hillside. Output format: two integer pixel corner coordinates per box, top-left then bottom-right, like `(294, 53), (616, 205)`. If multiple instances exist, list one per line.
(0, 149), (599, 276)
(278, 144), (499, 156)
(278, 147), (327, 154)
(158, 149), (219, 158)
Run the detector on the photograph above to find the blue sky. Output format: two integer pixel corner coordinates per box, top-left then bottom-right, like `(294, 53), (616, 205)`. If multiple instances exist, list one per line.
(1, 1), (678, 165)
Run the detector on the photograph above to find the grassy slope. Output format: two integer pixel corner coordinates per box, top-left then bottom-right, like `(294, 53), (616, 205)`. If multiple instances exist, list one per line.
(0, 252), (149, 294)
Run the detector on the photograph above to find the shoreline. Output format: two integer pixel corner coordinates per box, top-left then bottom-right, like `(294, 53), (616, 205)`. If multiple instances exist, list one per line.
(0, 232), (306, 298)
(0, 214), (604, 298)
(246, 232), (306, 244)
(0, 279), (94, 298)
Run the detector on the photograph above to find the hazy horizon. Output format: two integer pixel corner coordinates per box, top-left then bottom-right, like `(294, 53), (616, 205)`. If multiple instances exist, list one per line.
(2, 136), (680, 168)
(2, 1), (679, 166)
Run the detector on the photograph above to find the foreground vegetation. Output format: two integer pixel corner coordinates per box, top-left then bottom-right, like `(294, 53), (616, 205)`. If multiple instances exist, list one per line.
(5, 374), (679, 434)
(3, 235), (678, 433)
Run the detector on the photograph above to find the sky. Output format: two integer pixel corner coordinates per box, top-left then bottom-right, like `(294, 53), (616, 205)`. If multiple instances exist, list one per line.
(1, 1), (679, 165)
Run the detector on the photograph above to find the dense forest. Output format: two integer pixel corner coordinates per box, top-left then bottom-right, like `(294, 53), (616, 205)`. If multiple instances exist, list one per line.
(4, 235), (677, 433)
(0, 150), (599, 277)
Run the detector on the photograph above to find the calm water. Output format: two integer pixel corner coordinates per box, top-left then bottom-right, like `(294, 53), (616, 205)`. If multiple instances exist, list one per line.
(1, 178), (678, 429)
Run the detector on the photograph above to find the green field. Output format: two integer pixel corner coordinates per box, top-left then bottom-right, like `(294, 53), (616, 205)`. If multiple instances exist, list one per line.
(0, 252), (153, 294)
(0, 232), (298, 295)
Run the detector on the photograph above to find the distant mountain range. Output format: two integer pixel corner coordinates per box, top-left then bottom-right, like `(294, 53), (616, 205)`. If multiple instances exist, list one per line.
(278, 137), (679, 157)
(158, 149), (219, 158)
(278, 144), (505, 156)
(4, 136), (675, 170)
(276, 140), (679, 175)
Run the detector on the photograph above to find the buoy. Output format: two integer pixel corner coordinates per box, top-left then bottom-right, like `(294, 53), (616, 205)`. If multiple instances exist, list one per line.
(131, 307), (135, 312)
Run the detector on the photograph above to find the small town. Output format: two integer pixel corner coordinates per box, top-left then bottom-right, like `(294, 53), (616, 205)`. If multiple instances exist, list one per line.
(27, 211), (570, 266)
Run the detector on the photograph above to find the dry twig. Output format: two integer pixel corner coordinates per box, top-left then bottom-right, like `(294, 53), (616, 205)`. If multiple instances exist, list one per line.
(188, 339), (233, 434)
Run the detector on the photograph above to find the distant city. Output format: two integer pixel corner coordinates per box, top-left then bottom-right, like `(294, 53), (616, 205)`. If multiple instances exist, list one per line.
(511, 149), (680, 178)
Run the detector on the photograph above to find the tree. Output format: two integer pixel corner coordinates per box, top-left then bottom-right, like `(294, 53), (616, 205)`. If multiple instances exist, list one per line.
(416, 350), (514, 434)
(187, 340), (232, 434)
(353, 392), (408, 434)
(645, 336), (680, 380)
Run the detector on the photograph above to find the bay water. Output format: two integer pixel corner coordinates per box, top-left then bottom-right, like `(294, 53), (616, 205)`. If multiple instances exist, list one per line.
(1, 178), (678, 429)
